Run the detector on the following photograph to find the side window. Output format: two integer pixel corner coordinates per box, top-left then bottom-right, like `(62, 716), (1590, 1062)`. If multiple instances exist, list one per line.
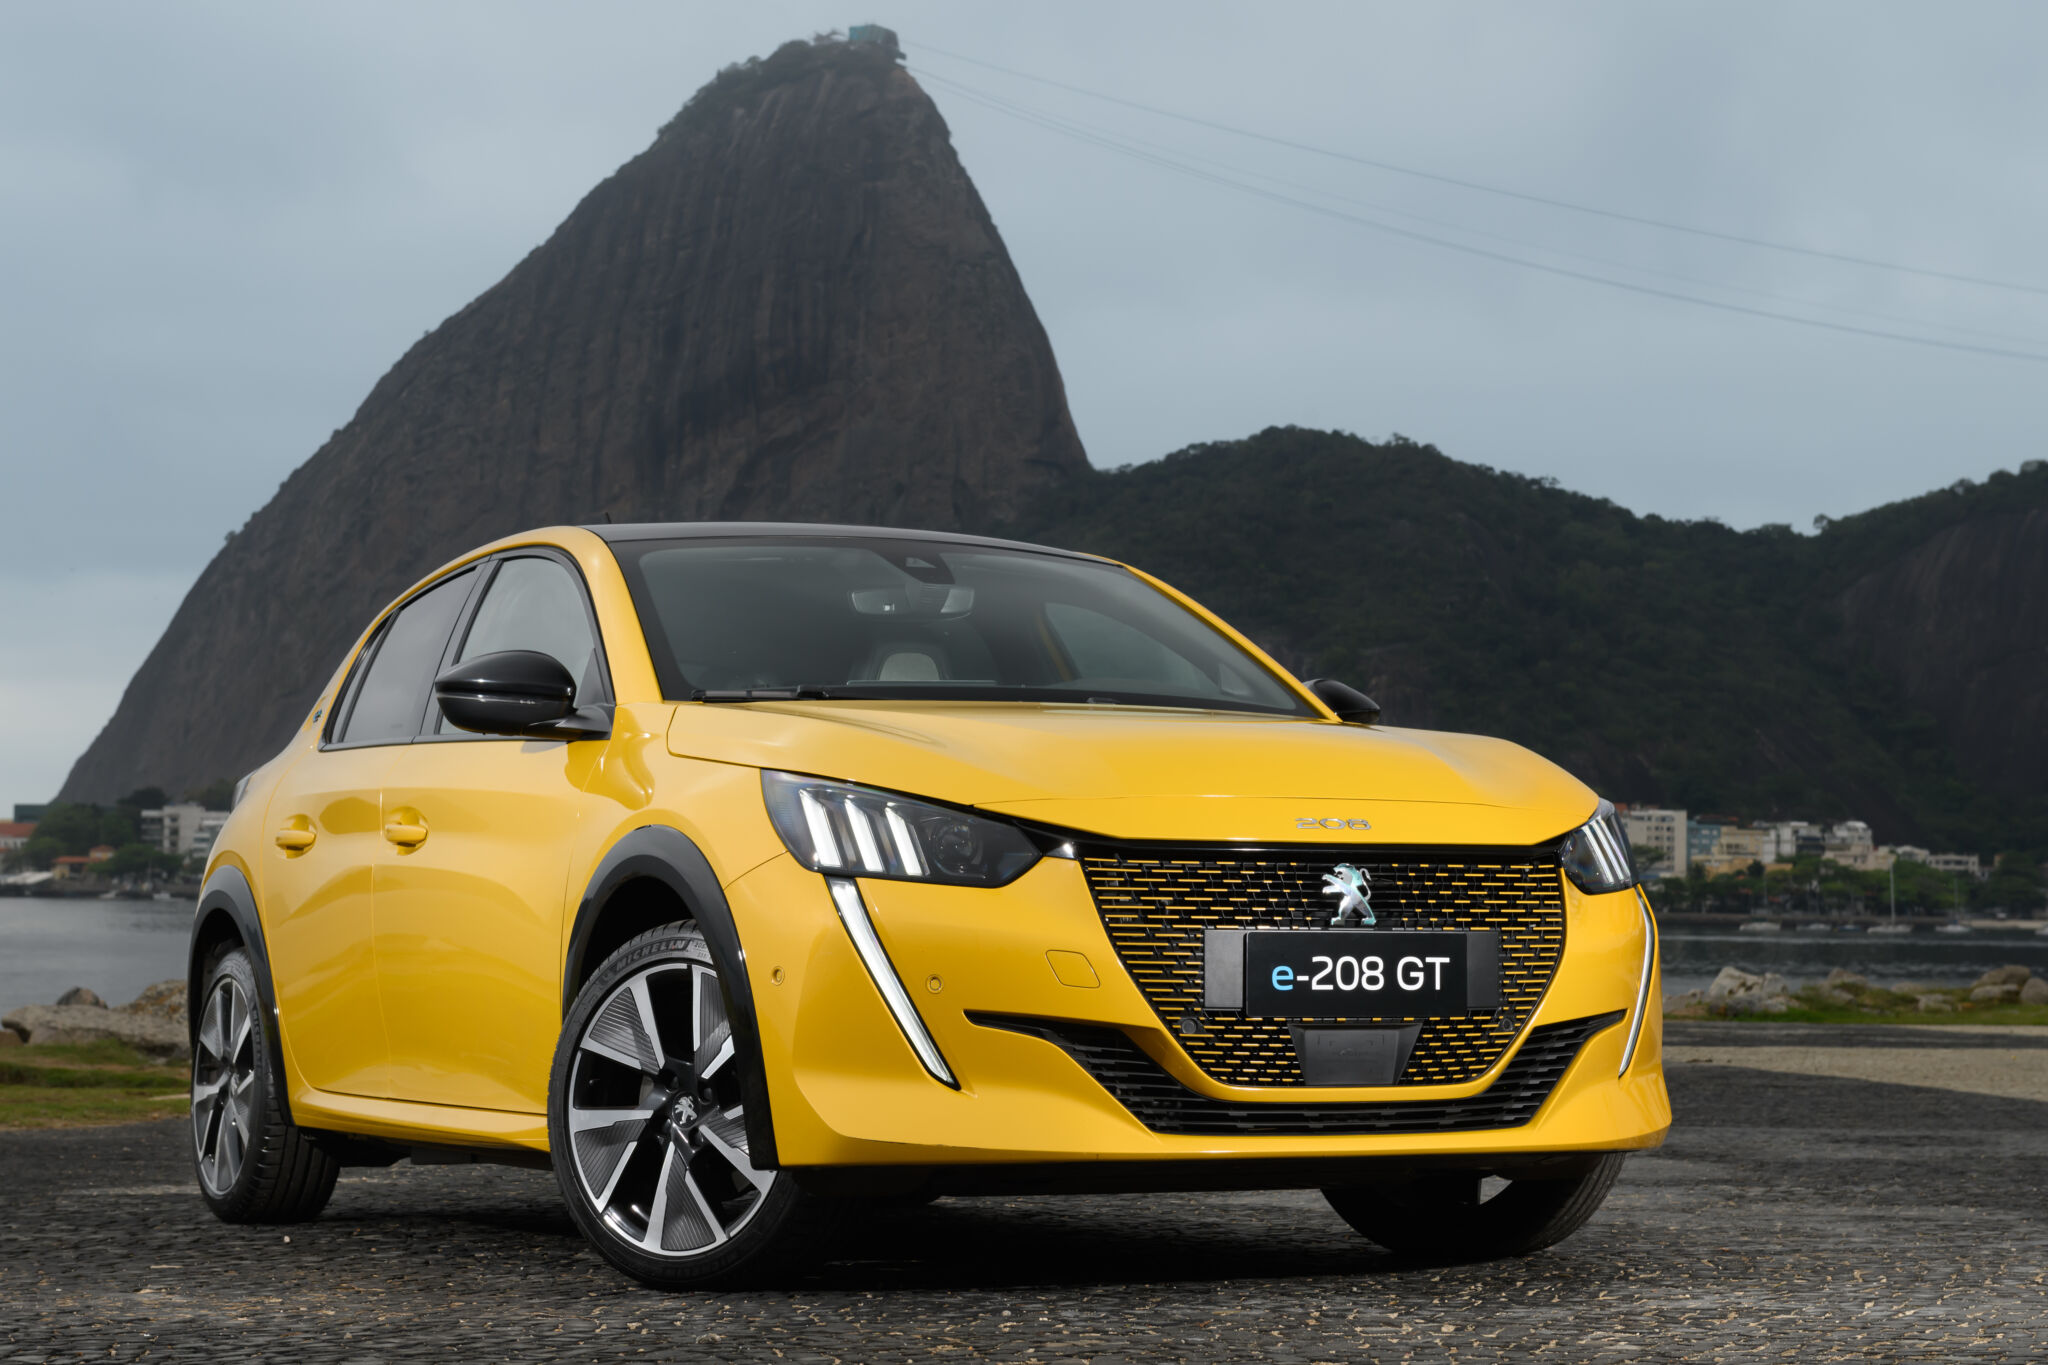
(333, 571), (474, 746)
(436, 556), (603, 733)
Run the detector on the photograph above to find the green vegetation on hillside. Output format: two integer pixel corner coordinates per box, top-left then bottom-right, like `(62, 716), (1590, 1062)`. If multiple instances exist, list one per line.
(1646, 851), (2043, 917)
(3, 783), (221, 874)
(1011, 428), (2048, 862)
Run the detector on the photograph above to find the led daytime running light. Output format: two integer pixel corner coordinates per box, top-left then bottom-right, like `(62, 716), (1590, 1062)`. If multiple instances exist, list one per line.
(761, 770), (1040, 887)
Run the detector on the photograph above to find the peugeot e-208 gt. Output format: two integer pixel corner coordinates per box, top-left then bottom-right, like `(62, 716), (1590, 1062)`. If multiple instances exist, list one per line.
(188, 522), (1667, 1285)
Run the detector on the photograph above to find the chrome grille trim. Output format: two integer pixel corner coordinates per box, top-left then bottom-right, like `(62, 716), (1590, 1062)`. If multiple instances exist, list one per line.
(1078, 844), (1568, 1088)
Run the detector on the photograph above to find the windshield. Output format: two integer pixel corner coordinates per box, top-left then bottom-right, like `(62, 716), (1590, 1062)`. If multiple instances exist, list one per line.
(610, 536), (1311, 716)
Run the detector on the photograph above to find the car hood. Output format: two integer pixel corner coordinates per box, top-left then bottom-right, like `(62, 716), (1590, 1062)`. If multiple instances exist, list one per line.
(666, 701), (1596, 847)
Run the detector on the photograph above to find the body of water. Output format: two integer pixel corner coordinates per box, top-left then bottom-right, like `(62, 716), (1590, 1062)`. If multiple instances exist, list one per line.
(1660, 927), (2048, 995)
(0, 896), (194, 1012)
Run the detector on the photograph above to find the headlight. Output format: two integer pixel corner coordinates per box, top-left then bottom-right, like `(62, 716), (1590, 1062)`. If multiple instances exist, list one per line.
(1560, 799), (1636, 895)
(761, 770), (1041, 887)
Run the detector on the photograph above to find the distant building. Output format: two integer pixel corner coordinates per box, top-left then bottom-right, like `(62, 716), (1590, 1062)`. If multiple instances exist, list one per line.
(1927, 852), (1985, 880)
(1687, 817), (1737, 866)
(1890, 845), (1932, 866)
(142, 804), (228, 858)
(1758, 820), (1823, 861)
(1823, 820), (1895, 871)
(1619, 807), (1687, 877)
(52, 854), (94, 880)
(1691, 825), (1782, 876)
(87, 844), (113, 862)
(0, 821), (35, 852)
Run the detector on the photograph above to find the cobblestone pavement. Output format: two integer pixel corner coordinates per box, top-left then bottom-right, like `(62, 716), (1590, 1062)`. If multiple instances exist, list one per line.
(3, 1023), (2043, 1362)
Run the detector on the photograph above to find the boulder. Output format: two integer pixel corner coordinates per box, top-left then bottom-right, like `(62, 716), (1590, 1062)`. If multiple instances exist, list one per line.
(2022, 977), (2048, 1007)
(0, 1028), (18, 1047)
(1916, 993), (1957, 1013)
(1706, 967), (1791, 1003)
(1972, 965), (2032, 989)
(1970, 983), (2021, 1004)
(121, 980), (188, 1025)
(1661, 988), (1707, 1016)
(1, 1004), (188, 1059)
(54, 986), (107, 1008)
(1806, 985), (1854, 1006)
(1824, 969), (1870, 989)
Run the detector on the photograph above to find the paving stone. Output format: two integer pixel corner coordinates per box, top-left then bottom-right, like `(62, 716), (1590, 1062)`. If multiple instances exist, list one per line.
(1, 1025), (2043, 1360)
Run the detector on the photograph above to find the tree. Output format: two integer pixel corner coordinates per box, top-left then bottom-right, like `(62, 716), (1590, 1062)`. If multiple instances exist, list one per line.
(184, 777), (236, 812)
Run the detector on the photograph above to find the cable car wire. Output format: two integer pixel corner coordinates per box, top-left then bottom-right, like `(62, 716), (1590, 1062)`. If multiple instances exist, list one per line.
(912, 41), (2048, 299)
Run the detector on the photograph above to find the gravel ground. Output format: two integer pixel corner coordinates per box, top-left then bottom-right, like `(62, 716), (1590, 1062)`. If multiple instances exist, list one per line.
(3, 1022), (2044, 1362)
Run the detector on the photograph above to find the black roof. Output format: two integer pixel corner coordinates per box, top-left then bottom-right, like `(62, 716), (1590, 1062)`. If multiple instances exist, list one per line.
(583, 521), (1099, 561)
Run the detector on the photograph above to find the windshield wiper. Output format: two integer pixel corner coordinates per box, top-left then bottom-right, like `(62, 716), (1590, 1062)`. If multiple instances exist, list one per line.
(691, 687), (839, 702)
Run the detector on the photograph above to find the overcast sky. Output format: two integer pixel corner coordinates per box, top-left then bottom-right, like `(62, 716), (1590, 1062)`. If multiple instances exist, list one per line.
(3, 1), (2044, 810)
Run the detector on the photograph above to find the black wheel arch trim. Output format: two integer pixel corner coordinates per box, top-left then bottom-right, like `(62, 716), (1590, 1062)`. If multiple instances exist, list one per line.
(566, 825), (779, 1169)
(189, 863), (294, 1126)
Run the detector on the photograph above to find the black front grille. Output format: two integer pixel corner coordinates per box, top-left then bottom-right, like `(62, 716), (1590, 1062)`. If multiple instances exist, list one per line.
(972, 1011), (1622, 1137)
(1080, 846), (1567, 1087)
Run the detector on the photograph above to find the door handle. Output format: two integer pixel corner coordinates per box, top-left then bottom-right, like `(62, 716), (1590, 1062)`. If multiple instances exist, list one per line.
(382, 818), (429, 848)
(274, 822), (316, 852)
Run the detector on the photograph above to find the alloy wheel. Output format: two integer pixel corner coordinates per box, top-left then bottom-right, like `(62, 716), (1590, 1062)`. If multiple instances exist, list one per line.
(192, 975), (258, 1197)
(564, 961), (774, 1256)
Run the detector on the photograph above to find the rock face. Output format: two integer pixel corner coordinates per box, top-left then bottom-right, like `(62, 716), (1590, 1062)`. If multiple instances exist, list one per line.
(1838, 505), (2048, 799)
(58, 36), (1087, 803)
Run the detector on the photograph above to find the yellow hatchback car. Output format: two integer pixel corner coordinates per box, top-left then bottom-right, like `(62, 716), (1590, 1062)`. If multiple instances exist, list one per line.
(189, 522), (1668, 1285)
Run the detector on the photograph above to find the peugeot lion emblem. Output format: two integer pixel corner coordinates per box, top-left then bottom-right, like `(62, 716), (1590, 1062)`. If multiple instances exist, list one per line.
(1322, 863), (1375, 927)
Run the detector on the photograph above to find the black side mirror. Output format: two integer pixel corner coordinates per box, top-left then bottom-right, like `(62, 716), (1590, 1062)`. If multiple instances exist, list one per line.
(1304, 677), (1381, 725)
(435, 650), (605, 738)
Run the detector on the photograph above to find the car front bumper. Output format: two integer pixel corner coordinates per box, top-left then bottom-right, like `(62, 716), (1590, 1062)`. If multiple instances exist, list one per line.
(728, 851), (1669, 1172)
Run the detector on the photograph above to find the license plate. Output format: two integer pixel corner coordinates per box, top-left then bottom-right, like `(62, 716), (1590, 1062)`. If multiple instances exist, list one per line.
(1220, 929), (1500, 1019)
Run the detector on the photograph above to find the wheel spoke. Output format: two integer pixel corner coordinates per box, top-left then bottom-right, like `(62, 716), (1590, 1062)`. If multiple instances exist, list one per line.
(574, 1114), (650, 1210)
(672, 1161), (727, 1252)
(568, 1104), (652, 1135)
(630, 973), (670, 1069)
(691, 966), (727, 1053)
(229, 997), (254, 1068)
(218, 1105), (244, 1184)
(198, 987), (228, 1063)
(699, 1109), (772, 1194)
(582, 982), (661, 1074)
(640, 1143), (679, 1251)
(191, 1074), (226, 1107)
(695, 1024), (734, 1081)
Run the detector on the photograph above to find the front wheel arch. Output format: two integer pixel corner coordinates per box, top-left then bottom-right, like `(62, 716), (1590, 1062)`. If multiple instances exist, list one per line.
(565, 826), (777, 1168)
(189, 864), (293, 1126)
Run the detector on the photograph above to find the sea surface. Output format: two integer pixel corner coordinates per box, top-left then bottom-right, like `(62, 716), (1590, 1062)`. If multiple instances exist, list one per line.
(2, 894), (2043, 1014)
(0, 896), (194, 1012)
(1658, 925), (2048, 995)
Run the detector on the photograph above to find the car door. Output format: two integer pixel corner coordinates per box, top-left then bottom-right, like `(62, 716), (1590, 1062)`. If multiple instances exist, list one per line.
(373, 551), (613, 1113)
(261, 568), (477, 1098)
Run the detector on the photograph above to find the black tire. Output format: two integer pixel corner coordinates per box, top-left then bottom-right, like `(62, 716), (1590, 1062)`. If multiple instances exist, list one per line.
(548, 921), (843, 1288)
(191, 946), (339, 1223)
(1323, 1155), (1627, 1261)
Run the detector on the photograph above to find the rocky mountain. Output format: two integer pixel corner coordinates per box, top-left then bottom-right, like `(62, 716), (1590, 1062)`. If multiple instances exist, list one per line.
(1012, 432), (2048, 855)
(59, 34), (1087, 803)
(56, 33), (2046, 861)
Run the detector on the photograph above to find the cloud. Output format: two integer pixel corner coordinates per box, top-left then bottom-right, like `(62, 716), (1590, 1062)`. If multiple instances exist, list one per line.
(3, 0), (2044, 804)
